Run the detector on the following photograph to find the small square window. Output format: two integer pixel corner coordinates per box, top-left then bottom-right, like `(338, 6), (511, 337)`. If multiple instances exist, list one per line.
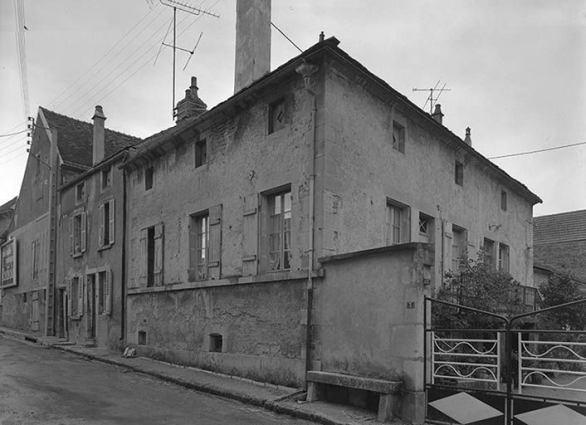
(101, 166), (112, 189)
(455, 161), (464, 186)
(392, 122), (405, 153)
(268, 99), (286, 134)
(145, 167), (153, 190)
(195, 139), (207, 168)
(419, 215), (430, 235)
(501, 190), (508, 211)
(209, 333), (223, 353)
(138, 330), (147, 345)
(76, 182), (85, 203)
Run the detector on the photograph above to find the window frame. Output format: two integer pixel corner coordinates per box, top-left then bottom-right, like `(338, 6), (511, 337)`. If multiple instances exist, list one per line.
(101, 166), (112, 190)
(75, 182), (85, 203)
(498, 243), (510, 272)
(70, 209), (87, 257)
(268, 98), (287, 134)
(189, 211), (210, 281)
(145, 166), (154, 191)
(455, 160), (464, 186)
(501, 190), (508, 211)
(483, 238), (495, 268)
(392, 121), (406, 153)
(99, 199), (115, 249)
(195, 139), (207, 168)
(262, 187), (292, 272)
(386, 199), (410, 246)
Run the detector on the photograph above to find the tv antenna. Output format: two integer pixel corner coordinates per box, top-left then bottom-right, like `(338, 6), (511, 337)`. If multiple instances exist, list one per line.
(412, 80), (451, 114)
(158, 0), (219, 118)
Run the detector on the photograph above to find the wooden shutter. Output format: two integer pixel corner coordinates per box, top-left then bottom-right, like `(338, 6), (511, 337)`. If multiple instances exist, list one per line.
(99, 204), (105, 247)
(188, 216), (196, 282)
(69, 216), (74, 256)
(66, 278), (72, 317)
(77, 275), (84, 316)
(81, 211), (87, 253)
(153, 224), (164, 286)
(31, 241), (35, 278)
(242, 195), (258, 276)
(104, 270), (112, 315)
(139, 229), (148, 286)
(108, 199), (115, 245)
(208, 205), (222, 278)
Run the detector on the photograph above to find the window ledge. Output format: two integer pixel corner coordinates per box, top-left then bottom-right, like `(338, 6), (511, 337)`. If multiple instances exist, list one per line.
(72, 252), (84, 259)
(127, 269), (324, 295)
(98, 244), (113, 252)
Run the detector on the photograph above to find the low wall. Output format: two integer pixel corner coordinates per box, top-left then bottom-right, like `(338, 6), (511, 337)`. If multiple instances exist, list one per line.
(316, 243), (433, 422)
(126, 279), (307, 388)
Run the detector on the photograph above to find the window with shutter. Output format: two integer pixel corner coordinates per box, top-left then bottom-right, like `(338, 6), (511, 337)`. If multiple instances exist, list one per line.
(108, 199), (115, 245)
(208, 205), (222, 278)
(262, 189), (291, 272)
(242, 195), (258, 276)
(139, 229), (148, 286)
(153, 224), (164, 286)
(189, 212), (209, 281)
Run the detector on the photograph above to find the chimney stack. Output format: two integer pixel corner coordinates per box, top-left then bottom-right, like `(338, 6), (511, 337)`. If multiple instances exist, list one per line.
(175, 76), (207, 123)
(431, 104), (444, 125)
(464, 127), (472, 146)
(234, 0), (271, 93)
(92, 105), (106, 165)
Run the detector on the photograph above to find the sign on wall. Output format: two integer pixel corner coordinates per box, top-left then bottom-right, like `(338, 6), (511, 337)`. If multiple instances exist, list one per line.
(1, 238), (17, 288)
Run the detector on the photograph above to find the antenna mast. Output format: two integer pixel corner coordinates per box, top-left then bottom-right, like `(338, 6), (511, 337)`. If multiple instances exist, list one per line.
(412, 80), (451, 114)
(158, 0), (219, 118)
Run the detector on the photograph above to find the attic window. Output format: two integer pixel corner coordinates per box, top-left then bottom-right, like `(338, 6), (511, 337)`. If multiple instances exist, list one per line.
(268, 98), (286, 134)
(455, 161), (464, 186)
(501, 190), (508, 211)
(392, 122), (405, 153)
(145, 167), (154, 191)
(75, 182), (85, 203)
(101, 166), (112, 189)
(195, 139), (207, 168)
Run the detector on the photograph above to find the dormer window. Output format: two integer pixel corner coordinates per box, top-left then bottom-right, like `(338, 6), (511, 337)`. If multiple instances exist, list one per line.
(75, 182), (85, 203)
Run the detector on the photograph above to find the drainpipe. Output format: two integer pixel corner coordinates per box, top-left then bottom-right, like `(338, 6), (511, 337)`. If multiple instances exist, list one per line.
(120, 158), (128, 344)
(296, 60), (319, 388)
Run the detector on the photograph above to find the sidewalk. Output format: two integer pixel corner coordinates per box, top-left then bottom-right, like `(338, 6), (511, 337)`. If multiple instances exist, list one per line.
(0, 327), (403, 425)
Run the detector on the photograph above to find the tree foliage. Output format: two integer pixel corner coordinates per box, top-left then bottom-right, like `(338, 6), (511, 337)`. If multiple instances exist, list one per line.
(432, 257), (525, 330)
(538, 272), (586, 331)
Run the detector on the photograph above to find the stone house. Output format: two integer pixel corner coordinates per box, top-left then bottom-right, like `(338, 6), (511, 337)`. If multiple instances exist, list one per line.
(120, 3), (541, 420)
(0, 106), (139, 342)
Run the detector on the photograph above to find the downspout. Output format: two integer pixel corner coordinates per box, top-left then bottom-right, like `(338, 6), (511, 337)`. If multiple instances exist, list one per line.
(296, 60), (319, 388)
(120, 156), (128, 344)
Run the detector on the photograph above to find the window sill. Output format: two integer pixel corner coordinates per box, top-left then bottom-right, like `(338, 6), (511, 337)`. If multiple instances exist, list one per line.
(98, 243), (113, 252)
(128, 269), (324, 295)
(72, 252), (84, 259)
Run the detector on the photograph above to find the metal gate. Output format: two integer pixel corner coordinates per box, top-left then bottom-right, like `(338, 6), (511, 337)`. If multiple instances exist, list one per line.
(424, 297), (586, 425)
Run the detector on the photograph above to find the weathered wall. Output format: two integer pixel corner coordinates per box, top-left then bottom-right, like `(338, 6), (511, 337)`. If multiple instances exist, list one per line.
(315, 243), (432, 422)
(124, 73), (321, 385)
(319, 62), (535, 287)
(534, 240), (586, 283)
(127, 279), (306, 386)
(57, 161), (125, 350)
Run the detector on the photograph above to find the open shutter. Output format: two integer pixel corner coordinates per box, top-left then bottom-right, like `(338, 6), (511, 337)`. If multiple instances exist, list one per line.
(99, 204), (105, 247)
(242, 195), (258, 276)
(81, 211), (87, 253)
(208, 205), (222, 279)
(139, 229), (147, 286)
(153, 224), (164, 286)
(30, 241), (35, 278)
(66, 278), (72, 317)
(104, 270), (112, 315)
(188, 217), (196, 281)
(108, 199), (115, 245)
(78, 275), (84, 316)
(69, 216), (74, 256)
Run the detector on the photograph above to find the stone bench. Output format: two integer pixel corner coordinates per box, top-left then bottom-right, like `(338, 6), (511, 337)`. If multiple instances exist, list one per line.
(306, 371), (403, 422)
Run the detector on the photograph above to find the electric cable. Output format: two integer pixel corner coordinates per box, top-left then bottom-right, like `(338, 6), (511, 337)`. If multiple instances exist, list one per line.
(488, 142), (586, 159)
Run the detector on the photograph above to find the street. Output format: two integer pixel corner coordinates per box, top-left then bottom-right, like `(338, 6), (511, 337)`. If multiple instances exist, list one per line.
(0, 335), (315, 425)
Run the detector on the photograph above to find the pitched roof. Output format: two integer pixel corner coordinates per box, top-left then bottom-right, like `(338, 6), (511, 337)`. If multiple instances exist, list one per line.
(124, 37), (541, 205)
(40, 107), (141, 169)
(0, 197), (17, 215)
(534, 209), (586, 244)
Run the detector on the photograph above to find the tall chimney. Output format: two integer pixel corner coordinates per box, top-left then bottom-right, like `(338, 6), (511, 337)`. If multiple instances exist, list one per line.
(175, 76), (207, 123)
(431, 104), (444, 125)
(234, 0), (271, 93)
(464, 127), (472, 146)
(92, 105), (106, 165)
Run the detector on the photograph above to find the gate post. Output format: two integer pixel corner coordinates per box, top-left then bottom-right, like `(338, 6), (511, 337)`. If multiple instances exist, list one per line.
(504, 319), (513, 425)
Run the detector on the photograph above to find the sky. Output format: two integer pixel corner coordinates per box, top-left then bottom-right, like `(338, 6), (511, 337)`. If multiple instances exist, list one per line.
(0, 0), (584, 216)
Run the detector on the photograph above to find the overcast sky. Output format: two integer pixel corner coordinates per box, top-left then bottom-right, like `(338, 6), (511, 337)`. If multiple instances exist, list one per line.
(0, 0), (584, 216)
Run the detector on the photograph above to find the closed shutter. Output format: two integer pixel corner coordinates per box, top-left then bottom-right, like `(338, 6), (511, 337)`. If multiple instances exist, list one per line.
(77, 275), (84, 316)
(104, 270), (112, 315)
(81, 211), (87, 253)
(188, 216), (196, 282)
(139, 229), (147, 286)
(108, 199), (115, 245)
(153, 224), (164, 286)
(208, 205), (222, 277)
(66, 278), (72, 317)
(242, 195), (258, 276)
(99, 204), (105, 247)
(69, 216), (74, 256)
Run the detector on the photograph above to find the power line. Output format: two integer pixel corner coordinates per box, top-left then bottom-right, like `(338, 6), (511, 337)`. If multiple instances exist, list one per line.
(270, 21), (302, 53)
(488, 142), (586, 159)
(0, 129), (28, 138)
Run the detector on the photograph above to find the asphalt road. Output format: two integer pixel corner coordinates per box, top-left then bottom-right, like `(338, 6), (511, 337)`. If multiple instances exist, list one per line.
(0, 335), (315, 425)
